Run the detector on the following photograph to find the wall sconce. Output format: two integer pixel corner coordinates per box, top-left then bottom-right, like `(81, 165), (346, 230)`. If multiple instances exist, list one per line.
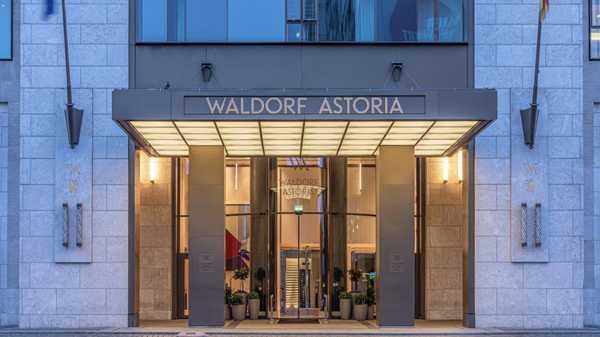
(458, 150), (463, 183)
(235, 162), (238, 190)
(359, 162), (362, 191)
(201, 62), (212, 83)
(392, 62), (403, 82)
(150, 157), (156, 184)
(443, 157), (448, 183)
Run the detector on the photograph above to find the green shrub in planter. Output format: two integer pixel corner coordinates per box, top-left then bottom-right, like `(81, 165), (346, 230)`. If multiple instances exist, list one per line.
(339, 291), (352, 300)
(354, 294), (368, 305)
(225, 285), (233, 305)
(366, 285), (376, 306)
(247, 291), (260, 320)
(339, 291), (353, 320)
(353, 294), (369, 321)
(231, 294), (246, 321)
(231, 294), (245, 306)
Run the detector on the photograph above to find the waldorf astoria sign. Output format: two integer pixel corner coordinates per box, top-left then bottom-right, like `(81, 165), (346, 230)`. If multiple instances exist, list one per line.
(183, 95), (426, 116)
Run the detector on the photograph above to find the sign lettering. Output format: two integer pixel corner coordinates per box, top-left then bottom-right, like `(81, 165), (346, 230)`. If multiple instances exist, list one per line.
(184, 96), (426, 116)
(390, 253), (404, 273)
(199, 253), (214, 273)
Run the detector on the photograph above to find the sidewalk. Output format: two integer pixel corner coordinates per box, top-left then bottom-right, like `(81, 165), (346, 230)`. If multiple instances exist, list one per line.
(2, 319), (600, 336)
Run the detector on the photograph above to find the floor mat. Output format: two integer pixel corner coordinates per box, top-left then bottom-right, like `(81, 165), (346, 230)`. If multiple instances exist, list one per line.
(277, 318), (321, 324)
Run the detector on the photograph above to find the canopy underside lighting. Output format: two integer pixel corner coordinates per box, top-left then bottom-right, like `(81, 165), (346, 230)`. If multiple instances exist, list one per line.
(130, 120), (480, 157)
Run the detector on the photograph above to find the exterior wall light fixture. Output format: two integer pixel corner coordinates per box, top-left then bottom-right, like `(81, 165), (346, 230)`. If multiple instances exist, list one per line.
(235, 162), (238, 190)
(443, 157), (449, 183)
(201, 62), (212, 83)
(150, 157), (156, 184)
(458, 150), (463, 182)
(392, 62), (403, 82)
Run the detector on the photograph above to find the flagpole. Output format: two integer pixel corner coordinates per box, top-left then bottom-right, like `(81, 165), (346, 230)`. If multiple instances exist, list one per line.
(520, 3), (545, 149)
(532, 20), (542, 105)
(60, 0), (72, 105)
(60, 0), (84, 150)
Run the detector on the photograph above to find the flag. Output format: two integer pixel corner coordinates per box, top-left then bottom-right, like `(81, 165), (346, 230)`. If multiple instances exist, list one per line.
(540, 0), (549, 22)
(44, 0), (54, 19)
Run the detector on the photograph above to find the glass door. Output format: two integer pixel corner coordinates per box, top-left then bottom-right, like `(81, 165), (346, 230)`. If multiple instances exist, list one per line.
(280, 213), (322, 319)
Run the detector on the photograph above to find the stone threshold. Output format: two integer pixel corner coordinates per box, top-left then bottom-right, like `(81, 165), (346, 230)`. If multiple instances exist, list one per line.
(3, 328), (600, 336)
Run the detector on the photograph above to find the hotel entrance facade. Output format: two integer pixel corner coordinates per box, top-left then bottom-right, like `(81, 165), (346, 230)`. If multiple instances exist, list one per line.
(2, 0), (598, 330)
(115, 89), (496, 326)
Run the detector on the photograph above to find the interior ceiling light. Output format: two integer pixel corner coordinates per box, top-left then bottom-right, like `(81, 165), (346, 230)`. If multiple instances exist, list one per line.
(130, 120), (479, 158)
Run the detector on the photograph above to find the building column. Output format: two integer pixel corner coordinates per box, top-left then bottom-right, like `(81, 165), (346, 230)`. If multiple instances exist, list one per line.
(250, 158), (269, 312)
(376, 146), (415, 327)
(462, 142), (475, 327)
(188, 146), (226, 326)
(329, 157), (347, 313)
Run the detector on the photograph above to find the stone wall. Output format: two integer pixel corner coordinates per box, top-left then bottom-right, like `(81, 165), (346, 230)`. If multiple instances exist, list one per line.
(425, 154), (463, 320)
(0, 0), (20, 326)
(18, 0), (129, 328)
(139, 154), (172, 321)
(474, 0), (584, 328)
(582, 0), (600, 327)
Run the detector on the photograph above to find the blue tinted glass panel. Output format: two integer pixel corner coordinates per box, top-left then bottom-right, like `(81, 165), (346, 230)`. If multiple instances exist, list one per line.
(377, 0), (465, 41)
(288, 0), (300, 20)
(354, 0), (375, 41)
(0, 0), (10, 59)
(303, 24), (317, 41)
(303, 0), (316, 20)
(437, 0), (466, 41)
(228, 0), (285, 42)
(318, 0), (374, 41)
(287, 24), (301, 41)
(166, 0), (186, 41)
(186, 0), (226, 42)
(138, 0), (164, 42)
(592, 29), (600, 59)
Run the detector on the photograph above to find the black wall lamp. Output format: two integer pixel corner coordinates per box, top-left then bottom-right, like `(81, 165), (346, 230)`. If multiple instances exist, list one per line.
(392, 62), (403, 82)
(65, 105), (84, 149)
(201, 62), (213, 83)
(520, 104), (539, 149)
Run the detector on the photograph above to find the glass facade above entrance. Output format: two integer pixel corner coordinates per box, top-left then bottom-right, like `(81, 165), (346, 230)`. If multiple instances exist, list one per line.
(136, 0), (467, 43)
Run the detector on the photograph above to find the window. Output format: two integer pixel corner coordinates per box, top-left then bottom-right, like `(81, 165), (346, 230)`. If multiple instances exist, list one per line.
(137, 0), (467, 43)
(0, 0), (11, 60)
(592, 0), (600, 59)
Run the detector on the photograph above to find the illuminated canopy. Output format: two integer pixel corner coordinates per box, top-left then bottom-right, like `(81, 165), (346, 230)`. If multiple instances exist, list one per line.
(113, 89), (497, 157)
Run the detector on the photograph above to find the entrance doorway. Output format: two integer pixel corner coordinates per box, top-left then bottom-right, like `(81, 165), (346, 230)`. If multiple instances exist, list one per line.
(280, 214), (321, 319)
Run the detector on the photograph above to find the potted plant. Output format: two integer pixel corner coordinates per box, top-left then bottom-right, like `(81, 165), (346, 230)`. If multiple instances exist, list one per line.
(247, 291), (260, 320)
(339, 291), (353, 320)
(233, 268), (250, 305)
(348, 267), (363, 292)
(353, 294), (368, 321)
(231, 294), (246, 321)
(366, 285), (376, 320)
(348, 268), (362, 318)
(224, 285), (233, 320)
